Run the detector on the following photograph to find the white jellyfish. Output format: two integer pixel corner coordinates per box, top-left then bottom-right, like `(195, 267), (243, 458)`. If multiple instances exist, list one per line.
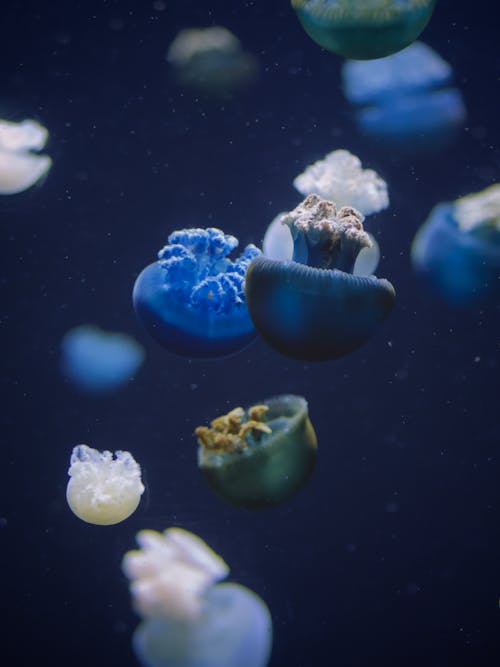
(166, 26), (258, 95)
(60, 325), (145, 394)
(122, 527), (273, 667)
(66, 445), (145, 525)
(293, 149), (389, 216)
(0, 118), (52, 195)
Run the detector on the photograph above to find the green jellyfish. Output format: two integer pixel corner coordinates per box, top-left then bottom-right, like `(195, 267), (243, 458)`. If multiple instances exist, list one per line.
(291, 0), (437, 60)
(196, 395), (317, 509)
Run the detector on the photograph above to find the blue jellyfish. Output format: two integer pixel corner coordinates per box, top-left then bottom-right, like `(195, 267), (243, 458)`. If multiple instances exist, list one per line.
(341, 42), (466, 151)
(133, 228), (261, 358)
(61, 325), (144, 394)
(122, 528), (273, 667)
(196, 395), (317, 509)
(291, 0), (436, 60)
(245, 194), (395, 362)
(411, 185), (500, 305)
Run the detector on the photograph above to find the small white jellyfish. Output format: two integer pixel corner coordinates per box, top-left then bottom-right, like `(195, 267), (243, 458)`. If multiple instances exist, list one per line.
(122, 527), (273, 667)
(293, 149), (389, 216)
(263, 209), (381, 276)
(60, 324), (145, 394)
(166, 26), (258, 95)
(66, 444), (145, 525)
(453, 183), (500, 233)
(0, 118), (52, 195)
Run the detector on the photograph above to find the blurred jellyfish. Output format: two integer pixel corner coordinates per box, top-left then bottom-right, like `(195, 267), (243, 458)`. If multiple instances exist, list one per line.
(411, 184), (500, 305)
(196, 395), (317, 509)
(291, 0), (436, 59)
(342, 42), (466, 152)
(167, 27), (258, 96)
(133, 228), (261, 358)
(66, 444), (144, 525)
(0, 118), (52, 194)
(294, 149), (389, 216)
(246, 194), (395, 361)
(122, 527), (273, 667)
(61, 325), (145, 394)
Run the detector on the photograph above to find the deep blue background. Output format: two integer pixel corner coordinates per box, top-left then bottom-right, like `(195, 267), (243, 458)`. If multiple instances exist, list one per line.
(1, 1), (499, 666)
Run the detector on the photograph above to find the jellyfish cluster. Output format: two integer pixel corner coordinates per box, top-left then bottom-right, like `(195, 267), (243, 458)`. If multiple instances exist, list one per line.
(291, 0), (436, 59)
(122, 528), (272, 667)
(342, 42), (467, 151)
(0, 118), (52, 195)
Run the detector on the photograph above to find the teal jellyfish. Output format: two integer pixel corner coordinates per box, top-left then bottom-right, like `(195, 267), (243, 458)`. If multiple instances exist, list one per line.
(245, 194), (395, 361)
(133, 228), (261, 358)
(291, 0), (436, 60)
(196, 394), (317, 509)
(122, 527), (273, 667)
(412, 184), (500, 305)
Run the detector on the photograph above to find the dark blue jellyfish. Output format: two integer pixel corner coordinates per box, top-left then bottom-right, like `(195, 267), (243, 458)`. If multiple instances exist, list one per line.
(61, 325), (145, 394)
(133, 227), (261, 358)
(341, 42), (466, 152)
(245, 194), (395, 362)
(291, 0), (436, 60)
(411, 185), (500, 305)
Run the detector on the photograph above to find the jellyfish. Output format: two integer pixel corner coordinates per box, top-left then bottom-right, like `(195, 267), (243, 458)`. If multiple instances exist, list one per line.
(411, 184), (500, 305)
(341, 42), (466, 151)
(166, 26), (258, 96)
(133, 227), (261, 358)
(66, 444), (144, 525)
(293, 149), (389, 216)
(195, 394), (317, 509)
(245, 194), (395, 361)
(0, 118), (52, 194)
(122, 527), (273, 667)
(60, 325), (145, 394)
(291, 0), (436, 60)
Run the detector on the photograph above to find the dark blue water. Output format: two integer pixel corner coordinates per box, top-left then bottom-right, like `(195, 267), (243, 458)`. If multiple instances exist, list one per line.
(1, 1), (499, 666)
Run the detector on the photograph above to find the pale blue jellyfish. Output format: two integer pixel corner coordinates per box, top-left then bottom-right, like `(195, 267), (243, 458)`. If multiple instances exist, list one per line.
(341, 42), (466, 151)
(411, 184), (500, 305)
(61, 325), (144, 393)
(122, 528), (273, 667)
(133, 228), (261, 358)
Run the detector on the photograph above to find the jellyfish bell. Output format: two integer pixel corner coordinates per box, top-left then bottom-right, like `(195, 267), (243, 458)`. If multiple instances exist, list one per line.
(60, 325), (145, 394)
(291, 0), (436, 60)
(0, 118), (52, 195)
(246, 194), (395, 362)
(122, 528), (273, 667)
(167, 26), (258, 96)
(411, 185), (500, 305)
(66, 445), (145, 525)
(196, 394), (317, 509)
(133, 227), (261, 358)
(341, 42), (466, 152)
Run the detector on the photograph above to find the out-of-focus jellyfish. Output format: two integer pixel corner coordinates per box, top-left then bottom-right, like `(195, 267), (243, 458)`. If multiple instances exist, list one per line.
(342, 42), (466, 151)
(0, 118), (52, 194)
(61, 325), (145, 394)
(133, 228), (261, 358)
(166, 26), (258, 96)
(293, 149), (389, 216)
(196, 394), (317, 509)
(411, 184), (500, 305)
(245, 194), (395, 361)
(291, 0), (436, 60)
(66, 444), (144, 525)
(122, 527), (273, 667)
